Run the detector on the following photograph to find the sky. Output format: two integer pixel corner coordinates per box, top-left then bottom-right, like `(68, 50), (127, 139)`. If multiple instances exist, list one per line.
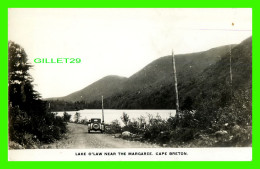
(8, 8), (252, 98)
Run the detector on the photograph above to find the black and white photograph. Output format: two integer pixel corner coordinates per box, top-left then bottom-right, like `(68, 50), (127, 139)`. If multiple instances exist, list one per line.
(8, 8), (252, 161)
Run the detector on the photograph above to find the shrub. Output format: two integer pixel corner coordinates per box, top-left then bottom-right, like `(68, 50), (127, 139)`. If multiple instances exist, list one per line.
(74, 112), (81, 123)
(63, 112), (71, 122)
(122, 121), (142, 134)
(80, 118), (89, 125)
(230, 125), (252, 146)
(157, 131), (171, 144)
(143, 115), (169, 142)
(9, 106), (40, 148)
(107, 120), (122, 134)
(170, 127), (195, 143)
(121, 112), (130, 126)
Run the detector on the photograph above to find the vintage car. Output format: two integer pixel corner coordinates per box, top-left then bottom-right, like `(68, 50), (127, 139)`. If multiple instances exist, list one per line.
(88, 118), (104, 133)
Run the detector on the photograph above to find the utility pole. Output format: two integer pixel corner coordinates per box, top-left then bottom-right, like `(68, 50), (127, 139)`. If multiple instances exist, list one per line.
(102, 95), (104, 123)
(172, 50), (180, 118)
(230, 22), (234, 98)
(229, 44), (233, 96)
(230, 21), (236, 121)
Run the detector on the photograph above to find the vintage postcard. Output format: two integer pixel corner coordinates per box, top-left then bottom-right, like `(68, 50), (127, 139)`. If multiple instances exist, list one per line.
(8, 8), (252, 161)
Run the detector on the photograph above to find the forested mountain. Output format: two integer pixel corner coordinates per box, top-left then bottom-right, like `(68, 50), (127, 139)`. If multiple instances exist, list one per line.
(48, 43), (236, 109)
(51, 75), (127, 102)
(47, 36), (251, 112)
(125, 45), (233, 93)
(101, 37), (251, 110)
(192, 37), (252, 109)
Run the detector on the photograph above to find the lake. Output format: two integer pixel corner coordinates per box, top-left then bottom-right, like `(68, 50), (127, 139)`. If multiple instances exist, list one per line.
(56, 109), (176, 125)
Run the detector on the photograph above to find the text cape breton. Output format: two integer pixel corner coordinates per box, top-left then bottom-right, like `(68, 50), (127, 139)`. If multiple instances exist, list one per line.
(34, 58), (81, 63)
(75, 151), (188, 156)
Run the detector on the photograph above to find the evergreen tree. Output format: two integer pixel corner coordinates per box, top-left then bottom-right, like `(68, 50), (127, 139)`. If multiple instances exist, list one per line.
(8, 41), (40, 112)
(74, 112), (81, 123)
(8, 41), (67, 147)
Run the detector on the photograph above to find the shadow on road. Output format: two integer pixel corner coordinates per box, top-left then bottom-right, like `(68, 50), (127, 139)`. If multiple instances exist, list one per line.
(84, 131), (103, 134)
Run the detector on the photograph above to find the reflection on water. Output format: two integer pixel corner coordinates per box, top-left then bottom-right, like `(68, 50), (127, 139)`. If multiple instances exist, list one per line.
(56, 109), (176, 125)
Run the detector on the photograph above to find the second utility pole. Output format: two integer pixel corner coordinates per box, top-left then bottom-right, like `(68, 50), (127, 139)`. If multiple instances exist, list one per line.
(172, 50), (180, 118)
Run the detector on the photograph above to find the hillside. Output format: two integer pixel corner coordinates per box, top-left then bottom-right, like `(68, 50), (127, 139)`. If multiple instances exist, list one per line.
(101, 36), (252, 109)
(48, 44), (232, 105)
(51, 75), (127, 102)
(124, 45), (233, 92)
(193, 36), (252, 110)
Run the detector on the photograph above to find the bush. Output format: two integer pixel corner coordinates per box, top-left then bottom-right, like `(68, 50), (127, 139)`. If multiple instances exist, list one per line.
(36, 112), (67, 143)
(143, 115), (169, 142)
(107, 120), (122, 134)
(9, 106), (31, 144)
(63, 112), (71, 122)
(104, 103), (251, 147)
(170, 127), (195, 143)
(122, 121), (142, 134)
(157, 131), (171, 144)
(9, 105), (68, 146)
(74, 112), (81, 123)
(121, 112), (130, 126)
(80, 118), (89, 125)
(230, 125), (252, 146)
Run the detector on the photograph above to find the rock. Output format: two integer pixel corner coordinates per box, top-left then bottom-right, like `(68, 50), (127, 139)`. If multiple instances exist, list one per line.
(122, 131), (131, 138)
(114, 133), (121, 138)
(229, 135), (234, 141)
(232, 125), (240, 132)
(162, 144), (168, 147)
(206, 128), (214, 133)
(133, 137), (141, 141)
(215, 130), (228, 139)
(230, 125), (245, 136)
(132, 134), (137, 137)
(215, 130), (228, 135)
(18, 145), (24, 149)
(32, 145), (38, 149)
(41, 145), (47, 149)
(9, 141), (25, 149)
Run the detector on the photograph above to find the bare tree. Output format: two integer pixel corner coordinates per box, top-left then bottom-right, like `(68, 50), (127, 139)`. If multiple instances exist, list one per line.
(172, 50), (180, 118)
(121, 112), (130, 126)
(74, 112), (81, 123)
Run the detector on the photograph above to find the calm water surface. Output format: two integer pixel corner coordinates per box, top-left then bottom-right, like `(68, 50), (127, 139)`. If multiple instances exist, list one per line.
(56, 109), (176, 125)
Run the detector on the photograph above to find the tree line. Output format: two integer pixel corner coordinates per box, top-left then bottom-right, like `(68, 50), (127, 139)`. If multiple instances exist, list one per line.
(8, 41), (69, 149)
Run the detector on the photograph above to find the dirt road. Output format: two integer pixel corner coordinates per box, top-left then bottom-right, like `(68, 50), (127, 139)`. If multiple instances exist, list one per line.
(43, 123), (159, 149)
